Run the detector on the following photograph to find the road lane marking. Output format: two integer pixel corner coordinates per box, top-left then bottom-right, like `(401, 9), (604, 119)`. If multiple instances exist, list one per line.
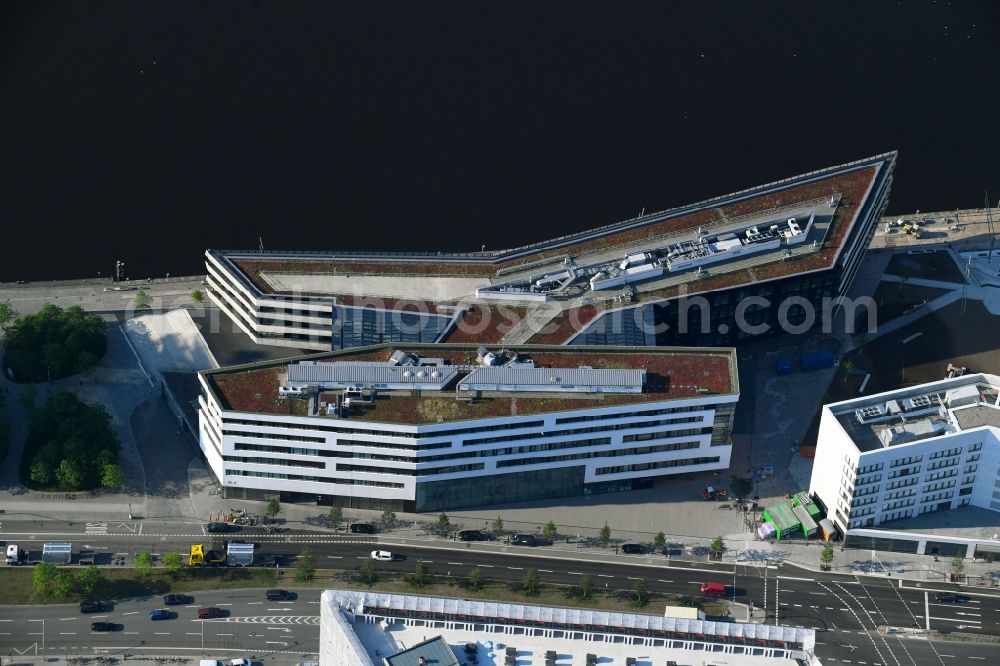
(122, 611), (138, 615)
(59, 632), (76, 635)
(59, 617), (75, 621)
(448, 562), (463, 565)
(507, 567), (523, 570)
(217, 603), (232, 606)
(658, 580), (673, 583)
(568, 572), (583, 575)
(154, 632), (171, 635)
(598, 574), (614, 578)
(186, 632), (201, 636)
(124, 632), (139, 635)
(627, 577), (641, 580)
(479, 564), (494, 568)
(217, 633), (233, 636)
(248, 602), (262, 605)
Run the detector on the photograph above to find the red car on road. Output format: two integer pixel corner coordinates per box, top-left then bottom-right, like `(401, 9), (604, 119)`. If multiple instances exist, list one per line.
(197, 607), (224, 619)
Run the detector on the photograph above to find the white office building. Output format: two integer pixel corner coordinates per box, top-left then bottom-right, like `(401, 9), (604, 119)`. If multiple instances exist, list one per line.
(318, 589), (816, 666)
(198, 343), (739, 512)
(809, 374), (1000, 556)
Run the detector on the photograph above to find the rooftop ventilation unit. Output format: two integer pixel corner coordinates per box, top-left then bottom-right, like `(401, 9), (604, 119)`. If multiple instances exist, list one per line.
(903, 394), (934, 410)
(855, 404), (884, 423)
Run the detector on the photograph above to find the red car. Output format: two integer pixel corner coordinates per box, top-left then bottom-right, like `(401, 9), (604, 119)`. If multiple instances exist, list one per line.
(197, 607), (224, 619)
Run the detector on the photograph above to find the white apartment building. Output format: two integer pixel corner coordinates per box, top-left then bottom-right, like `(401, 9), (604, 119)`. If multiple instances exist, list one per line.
(809, 374), (1000, 555)
(319, 589), (816, 666)
(198, 343), (738, 512)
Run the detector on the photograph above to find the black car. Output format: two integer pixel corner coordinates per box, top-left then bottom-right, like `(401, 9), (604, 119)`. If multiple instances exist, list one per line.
(458, 530), (487, 541)
(266, 589), (294, 601)
(511, 534), (539, 546)
(934, 592), (967, 603)
(349, 523), (376, 534)
(80, 601), (110, 613)
(163, 594), (193, 605)
(90, 622), (114, 632)
(621, 544), (646, 554)
(206, 522), (236, 533)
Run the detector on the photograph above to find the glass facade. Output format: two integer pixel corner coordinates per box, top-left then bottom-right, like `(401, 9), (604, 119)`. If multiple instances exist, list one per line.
(414, 466), (587, 512)
(332, 306), (451, 350)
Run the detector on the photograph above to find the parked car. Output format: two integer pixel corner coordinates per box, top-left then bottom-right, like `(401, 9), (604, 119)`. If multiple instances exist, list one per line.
(370, 550), (394, 561)
(90, 622), (115, 632)
(149, 609), (173, 620)
(266, 589), (294, 601)
(511, 534), (539, 546)
(621, 544), (646, 554)
(257, 555), (285, 567)
(350, 523), (376, 534)
(197, 607), (225, 619)
(80, 601), (111, 613)
(458, 530), (487, 541)
(163, 594), (193, 605)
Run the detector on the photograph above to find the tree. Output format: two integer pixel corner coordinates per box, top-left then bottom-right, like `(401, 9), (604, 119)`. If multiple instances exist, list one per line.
(632, 577), (648, 607)
(101, 463), (125, 489)
(411, 560), (430, 587)
(191, 290), (204, 304)
(542, 520), (558, 540)
(0, 300), (17, 332)
(653, 531), (666, 550)
(29, 460), (51, 485)
(359, 559), (378, 586)
(820, 543), (834, 570)
(33, 562), (57, 595)
(709, 536), (726, 560)
(163, 552), (184, 577)
(134, 291), (151, 309)
(296, 550), (316, 582)
(951, 555), (965, 581)
(77, 565), (103, 596)
(19, 384), (37, 411)
(466, 566), (484, 591)
(598, 523), (611, 548)
(327, 506), (343, 529)
(265, 497), (282, 520)
(3, 304), (107, 382)
(136, 551), (154, 576)
(435, 512), (451, 537)
(379, 510), (398, 531)
(491, 517), (504, 535)
(521, 568), (540, 596)
(56, 458), (82, 489)
(579, 574), (593, 601)
(52, 570), (75, 598)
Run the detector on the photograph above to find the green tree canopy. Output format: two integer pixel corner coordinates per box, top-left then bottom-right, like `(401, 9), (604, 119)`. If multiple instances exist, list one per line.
(33, 562), (57, 595)
(3, 304), (106, 382)
(379, 510), (398, 531)
(134, 291), (151, 309)
(709, 536), (726, 559)
(101, 463), (125, 489)
(136, 551), (154, 577)
(191, 290), (204, 303)
(77, 566), (103, 595)
(632, 577), (648, 607)
(21, 392), (121, 491)
(265, 497), (282, 519)
(467, 566), (483, 591)
(163, 552), (184, 576)
(296, 550), (316, 582)
(0, 300), (17, 331)
(654, 531), (666, 549)
(542, 520), (558, 540)
(491, 517), (504, 534)
(327, 506), (343, 528)
(521, 568), (540, 596)
(579, 574), (593, 600)
(411, 560), (430, 587)
(435, 513), (451, 536)
(598, 523), (611, 547)
(359, 559), (378, 586)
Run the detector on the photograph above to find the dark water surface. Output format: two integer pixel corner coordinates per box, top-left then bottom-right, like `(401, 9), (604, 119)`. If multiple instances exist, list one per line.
(1, 1), (998, 282)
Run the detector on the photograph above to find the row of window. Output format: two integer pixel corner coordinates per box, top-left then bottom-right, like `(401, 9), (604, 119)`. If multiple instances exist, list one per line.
(495, 440), (702, 469)
(225, 469), (404, 489)
(222, 416), (545, 440)
(595, 456), (721, 476)
(462, 418), (709, 447)
(224, 455), (326, 469)
(335, 462), (486, 477)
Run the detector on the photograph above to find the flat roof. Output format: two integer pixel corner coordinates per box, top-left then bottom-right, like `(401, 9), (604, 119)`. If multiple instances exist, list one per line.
(384, 636), (459, 666)
(323, 589), (813, 664)
(210, 153), (895, 345)
(202, 343), (738, 425)
(830, 374), (1000, 453)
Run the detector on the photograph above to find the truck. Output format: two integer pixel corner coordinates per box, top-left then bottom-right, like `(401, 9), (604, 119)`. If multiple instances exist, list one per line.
(799, 350), (834, 372)
(42, 542), (73, 565)
(226, 542), (255, 567)
(189, 544), (205, 566)
(5, 544), (26, 565)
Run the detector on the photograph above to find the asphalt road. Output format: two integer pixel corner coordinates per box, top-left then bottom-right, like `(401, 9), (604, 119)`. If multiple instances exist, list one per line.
(5, 520), (1000, 665)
